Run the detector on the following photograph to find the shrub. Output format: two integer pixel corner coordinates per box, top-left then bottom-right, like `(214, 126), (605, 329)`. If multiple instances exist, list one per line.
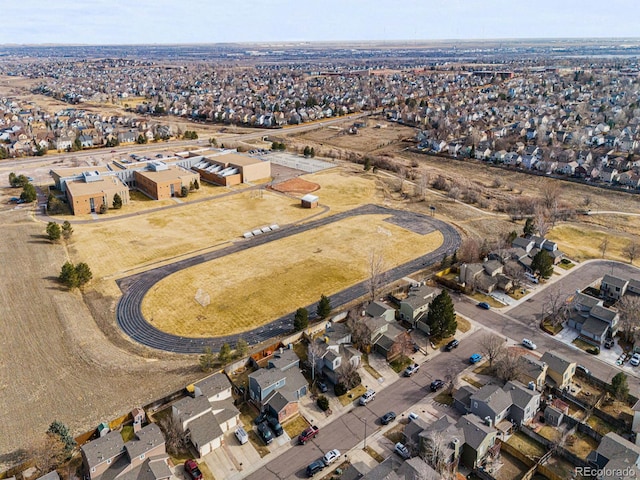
(317, 395), (329, 411)
(334, 382), (348, 396)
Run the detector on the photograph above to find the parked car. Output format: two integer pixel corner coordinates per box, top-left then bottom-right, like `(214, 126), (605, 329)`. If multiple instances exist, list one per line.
(359, 389), (376, 405)
(306, 459), (325, 477)
(445, 339), (459, 351)
(522, 338), (537, 350)
(394, 442), (411, 459)
(235, 426), (249, 445)
(254, 412), (268, 425)
(477, 302), (491, 310)
(408, 412), (420, 422)
(525, 272), (539, 284)
(470, 353), (483, 364)
(184, 460), (203, 480)
(403, 363), (420, 377)
(322, 449), (341, 466)
(576, 365), (591, 376)
(257, 422), (274, 445)
(604, 338), (615, 349)
(430, 379), (445, 392)
(631, 353), (640, 367)
(298, 425), (319, 444)
(380, 411), (396, 425)
(317, 382), (328, 393)
(266, 416), (284, 436)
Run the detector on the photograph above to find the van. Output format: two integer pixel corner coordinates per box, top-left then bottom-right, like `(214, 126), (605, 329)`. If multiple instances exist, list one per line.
(359, 389), (376, 405)
(234, 426), (248, 445)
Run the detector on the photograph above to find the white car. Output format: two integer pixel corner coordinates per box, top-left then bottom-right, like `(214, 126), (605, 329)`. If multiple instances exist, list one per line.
(631, 353), (640, 366)
(359, 389), (376, 405)
(394, 442), (411, 459)
(322, 449), (341, 466)
(234, 426), (248, 445)
(522, 338), (537, 350)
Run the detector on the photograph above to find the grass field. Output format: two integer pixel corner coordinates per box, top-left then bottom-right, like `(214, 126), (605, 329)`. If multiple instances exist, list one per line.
(142, 213), (443, 336)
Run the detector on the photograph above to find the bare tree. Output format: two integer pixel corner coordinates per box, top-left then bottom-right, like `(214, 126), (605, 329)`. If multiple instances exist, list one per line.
(337, 359), (361, 389)
(623, 242), (640, 265)
(346, 312), (372, 351)
(30, 434), (66, 475)
(158, 413), (188, 456)
(534, 207), (550, 237)
(504, 260), (527, 291)
(496, 349), (523, 382)
(422, 430), (453, 478)
(366, 250), (387, 303)
(543, 290), (571, 328)
(582, 194), (592, 208)
(307, 340), (326, 381)
(617, 296), (640, 343)
(448, 186), (461, 202)
(458, 238), (481, 264)
(599, 237), (610, 259)
(540, 182), (561, 211)
(479, 333), (506, 369)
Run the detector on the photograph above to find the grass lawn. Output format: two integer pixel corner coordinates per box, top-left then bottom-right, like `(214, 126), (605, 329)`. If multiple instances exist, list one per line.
(537, 425), (562, 443)
(383, 424), (404, 444)
(470, 292), (502, 308)
(338, 385), (367, 406)
(587, 415), (617, 436)
(457, 316), (471, 333)
(363, 363), (383, 380)
(565, 432), (600, 460)
(247, 430), (270, 458)
(572, 338), (597, 353)
(238, 402), (259, 429)
(120, 425), (135, 442)
(142, 214), (443, 337)
(472, 364), (493, 376)
(462, 376), (484, 389)
(506, 432), (547, 459)
(433, 391), (454, 406)
(542, 320), (564, 335)
(389, 355), (413, 374)
(198, 461), (215, 480)
(548, 224), (630, 263)
(363, 446), (385, 463)
(558, 261), (575, 270)
(508, 288), (529, 300)
(283, 415), (309, 439)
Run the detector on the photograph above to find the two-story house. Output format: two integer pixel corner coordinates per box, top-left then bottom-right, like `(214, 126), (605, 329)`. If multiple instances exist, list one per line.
(369, 316), (412, 361)
(541, 351), (576, 389)
(456, 415), (499, 469)
(365, 300), (396, 322)
(399, 284), (439, 327)
(517, 354), (548, 391)
(587, 432), (640, 478)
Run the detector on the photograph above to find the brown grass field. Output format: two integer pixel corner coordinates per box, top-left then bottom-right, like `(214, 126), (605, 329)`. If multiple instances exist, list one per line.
(141, 214), (443, 336)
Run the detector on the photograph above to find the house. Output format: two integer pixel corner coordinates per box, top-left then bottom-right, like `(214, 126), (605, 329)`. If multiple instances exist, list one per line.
(318, 342), (361, 386)
(587, 432), (640, 478)
(399, 285), (439, 325)
(517, 354), (548, 391)
(248, 349), (308, 422)
(455, 415), (499, 469)
(600, 274), (629, 302)
(512, 237), (534, 253)
(370, 317), (412, 361)
(36, 472), (60, 480)
(453, 385), (477, 415)
(568, 293), (619, 344)
(172, 373), (240, 457)
(540, 351), (576, 389)
(503, 381), (541, 425)
(365, 301), (396, 322)
(417, 414), (464, 472)
(78, 134), (94, 148)
(469, 384), (513, 426)
(81, 423), (166, 480)
(118, 131), (137, 144)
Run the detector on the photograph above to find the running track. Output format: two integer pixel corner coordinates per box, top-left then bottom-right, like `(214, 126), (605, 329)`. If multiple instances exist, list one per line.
(116, 204), (461, 353)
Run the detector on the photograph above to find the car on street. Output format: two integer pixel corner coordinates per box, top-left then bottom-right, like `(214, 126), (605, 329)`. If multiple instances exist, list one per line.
(235, 426), (249, 445)
(430, 379), (445, 391)
(306, 459), (325, 477)
(322, 449), (341, 466)
(257, 422), (274, 445)
(359, 389), (376, 405)
(394, 442), (411, 459)
(403, 363), (420, 377)
(522, 338), (537, 350)
(298, 425), (319, 444)
(631, 353), (640, 367)
(470, 353), (483, 364)
(381, 411), (396, 425)
(576, 365), (591, 376)
(477, 302), (491, 310)
(184, 460), (203, 480)
(445, 339), (459, 351)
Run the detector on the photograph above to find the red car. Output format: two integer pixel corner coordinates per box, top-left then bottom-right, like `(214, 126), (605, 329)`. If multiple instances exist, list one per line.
(184, 459), (203, 480)
(298, 425), (319, 444)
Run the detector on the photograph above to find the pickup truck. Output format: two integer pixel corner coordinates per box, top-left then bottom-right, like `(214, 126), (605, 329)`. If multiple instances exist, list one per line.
(298, 425), (319, 444)
(403, 363), (420, 377)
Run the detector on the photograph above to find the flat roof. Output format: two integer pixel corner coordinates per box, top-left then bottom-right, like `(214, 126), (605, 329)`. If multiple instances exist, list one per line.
(51, 165), (111, 177)
(216, 152), (265, 167)
(65, 175), (127, 197)
(135, 165), (197, 183)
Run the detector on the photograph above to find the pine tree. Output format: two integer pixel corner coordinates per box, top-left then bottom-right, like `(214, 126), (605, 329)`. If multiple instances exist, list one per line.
(75, 262), (93, 287)
(112, 193), (123, 209)
(531, 250), (554, 279)
(59, 262), (79, 289)
(317, 294), (332, 319)
(294, 307), (309, 331)
(523, 217), (535, 236)
(426, 290), (457, 339)
(218, 343), (231, 363)
(61, 221), (73, 240)
(46, 222), (61, 241)
(199, 347), (216, 372)
(235, 338), (249, 358)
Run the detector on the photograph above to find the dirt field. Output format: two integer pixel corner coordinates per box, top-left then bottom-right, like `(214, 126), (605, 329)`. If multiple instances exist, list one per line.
(141, 214), (443, 336)
(0, 196), (201, 469)
(270, 177), (319, 195)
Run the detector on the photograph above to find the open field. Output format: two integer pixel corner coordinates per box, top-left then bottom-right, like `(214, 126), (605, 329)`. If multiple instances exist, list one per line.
(141, 213), (443, 336)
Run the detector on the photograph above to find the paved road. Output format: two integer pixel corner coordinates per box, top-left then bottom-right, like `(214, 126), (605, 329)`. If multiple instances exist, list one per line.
(245, 334), (484, 480)
(116, 204), (461, 353)
(453, 260), (640, 395)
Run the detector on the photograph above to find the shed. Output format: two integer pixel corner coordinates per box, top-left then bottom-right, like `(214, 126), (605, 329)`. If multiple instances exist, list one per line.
(301, 194), (319, 209)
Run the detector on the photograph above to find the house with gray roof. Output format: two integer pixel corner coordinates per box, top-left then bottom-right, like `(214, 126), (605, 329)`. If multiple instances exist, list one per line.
(517, 354), (548, 391)
(399, 285), (439, 325)
(453, 385), (477, 415)
(569, 292), (619, 345)
(503, 381), (540, 425)
(455, 415), (498, 469)
(470, 384), (513, 426)
(587, 432), (640, 478)
(365, 300), (396, 322)
(417, 415), (464, 472)
(601, 274), (629, 302)
(541, 351), (576, 389)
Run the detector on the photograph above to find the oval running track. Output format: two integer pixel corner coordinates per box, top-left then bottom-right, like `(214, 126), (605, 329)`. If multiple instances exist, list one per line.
(116, 204), (461, 353)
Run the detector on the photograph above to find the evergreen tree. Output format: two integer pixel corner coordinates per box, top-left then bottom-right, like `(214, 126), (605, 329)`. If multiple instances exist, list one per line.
(364, 157), (372, 171)
(531, 250), (554, 279)
(235, 337), (249, 358)
(426, 290), (457, 339)
(317, 294), (332, 319)
(112, 193), (123, 209)
(218, 343), (231, 363)
(507, 230), (518, 245)
(199, 347), (216, 372)
(451, 249), (458, 265)
(20, 183), (37, 202)
(46, 222), (61, 241)
(61, 221), (73, 240)
(523, 217), (535, 236)
(181, 186), (188, 197)
(75, 262), (93, 287)
(611, 372), (629, 400)
(47, 420), (76, 453)
(193, 179), (200, 190)
(59, 262), (79, 289)
(294, 307), (309, 331)
(303, 146), (311, 157)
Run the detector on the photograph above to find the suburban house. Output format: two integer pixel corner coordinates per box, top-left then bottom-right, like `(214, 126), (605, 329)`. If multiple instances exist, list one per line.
(540, 351), (576, 389)
(459, 260), (513, 294)
(248, 348), (308, 422)
(467, 380), (541, 427)
(517, 354), (548, 391)
(172, 373), (240, 457)
(455, 415), (499, 469)
(81, 423), (167, 480)
(369, 316), (412, 361)
(365, 300), (396, 322)
(568, 292), (619, 345)
(352, 455), (441, 480)
(399, 284), (439, 332)
(417, 415), (463, 472)
(587, 432), (640, 477)
(318, 342), (361, 385)
(600, 274), (640, 303)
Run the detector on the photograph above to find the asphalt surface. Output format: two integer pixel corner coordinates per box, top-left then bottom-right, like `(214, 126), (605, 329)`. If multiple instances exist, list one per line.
(245, 334), (485, 480)
(116, 204), (461, 353)
(454, 260), (640, 395)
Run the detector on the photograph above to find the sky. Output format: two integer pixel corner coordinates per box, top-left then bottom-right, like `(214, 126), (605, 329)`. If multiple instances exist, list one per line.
(2, 0), (640, 45)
